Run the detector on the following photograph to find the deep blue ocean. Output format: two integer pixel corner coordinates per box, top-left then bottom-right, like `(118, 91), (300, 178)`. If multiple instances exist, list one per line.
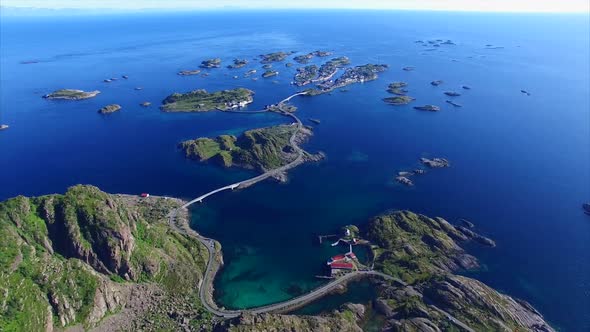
(1, 10), (588, 331)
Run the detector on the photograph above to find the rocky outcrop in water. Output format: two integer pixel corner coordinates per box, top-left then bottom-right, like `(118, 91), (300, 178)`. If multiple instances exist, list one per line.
(43, 89), (100, 100)
(98, 104), (122, 114)
(420, 157), (450, 168)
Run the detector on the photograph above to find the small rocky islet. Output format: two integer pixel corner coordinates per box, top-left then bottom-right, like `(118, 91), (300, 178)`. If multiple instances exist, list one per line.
(177, 69), (201, 76)
(199, 58), (222, 68)
(227, 58), (248, 69)
(383, 95), (415, 106)
(262, 70), (279, 78)
(414, 104), (441, 112)
(386, 81), (408, 95)
(395, 157), (449, 186)
(43, 89), (100, 100)
(97, 104), (122, 114)
(421, 157), (450, 168)
(446, 100), (462, 107)
(260, 51), (295, 63)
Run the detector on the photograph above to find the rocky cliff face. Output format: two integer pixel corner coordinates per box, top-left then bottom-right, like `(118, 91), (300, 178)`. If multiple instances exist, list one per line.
(362, 211), (555, 332)
(0, 185), (208, 331)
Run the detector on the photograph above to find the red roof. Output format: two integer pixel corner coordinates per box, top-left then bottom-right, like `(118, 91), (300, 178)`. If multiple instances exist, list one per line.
(140, 193), (149, 197)
(330, 262), (354, 269)
(331, 254), (346, 261)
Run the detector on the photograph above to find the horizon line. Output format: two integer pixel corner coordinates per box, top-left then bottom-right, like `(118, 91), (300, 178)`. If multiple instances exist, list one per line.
(1, 6), (589, 15)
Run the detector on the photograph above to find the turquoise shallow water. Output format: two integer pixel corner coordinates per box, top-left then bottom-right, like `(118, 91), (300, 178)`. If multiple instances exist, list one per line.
(1, 10), (589, 331)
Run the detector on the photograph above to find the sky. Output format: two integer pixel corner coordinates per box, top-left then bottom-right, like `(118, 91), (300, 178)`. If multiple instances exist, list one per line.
(1, 0), (589, 13)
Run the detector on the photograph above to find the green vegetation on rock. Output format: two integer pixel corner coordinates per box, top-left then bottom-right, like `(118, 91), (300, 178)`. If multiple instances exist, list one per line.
(160, 88), (254, 112)
(260, 51), (294, 63)
(43, 89), (100, 100)
(383, 96), (415, 105)
(179, 125), (300, 171)
(0, 185), (209, 331)
(361, 210), (555, 331)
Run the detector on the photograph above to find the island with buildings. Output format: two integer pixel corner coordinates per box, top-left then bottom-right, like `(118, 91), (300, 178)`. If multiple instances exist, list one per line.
(160, 88), (254, 112)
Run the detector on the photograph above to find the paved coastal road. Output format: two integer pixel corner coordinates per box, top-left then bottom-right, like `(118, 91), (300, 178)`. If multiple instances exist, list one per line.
(166, 91), (477, 330)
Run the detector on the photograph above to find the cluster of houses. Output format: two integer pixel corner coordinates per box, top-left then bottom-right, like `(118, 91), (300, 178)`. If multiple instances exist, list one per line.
(326, 244), (358, 277)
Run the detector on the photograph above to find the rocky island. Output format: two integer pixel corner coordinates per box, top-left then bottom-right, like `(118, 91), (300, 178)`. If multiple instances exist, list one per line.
(98, 104), (122, 114)
(160, 88), (254, 112)
(316, 56), (351, 82)
(431, 80), (444, 86)
(444, 91), (461, 97)
(227, 58), (248, 69)
(293, 50), (333, 64)
(383, 96), (415, 105)
(294, 65), (318, 86)
(262, 70), (279, 78)
(446, 100), (462, 107)
(200, 58), (222, 68)
(179, 124), (313, 172)
(260, 51), (294, 63)
(421, 157), (450, 168)
(43, 89), (100, 100)
(387, 82), (408, 95)
(177, 69), (201, 76)
(414, 104), (441, 112)
(308, 63), (388, 95)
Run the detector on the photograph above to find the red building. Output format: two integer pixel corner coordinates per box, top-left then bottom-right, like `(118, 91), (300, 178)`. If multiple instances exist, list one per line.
(330, 262), (354, 270)
(331, 254), (346, 261)
(345, 252), (357, 259)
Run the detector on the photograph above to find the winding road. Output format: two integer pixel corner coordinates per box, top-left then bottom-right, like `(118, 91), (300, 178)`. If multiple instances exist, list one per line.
(168, 91), (395, 317)
(167, 91), (475, 331)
